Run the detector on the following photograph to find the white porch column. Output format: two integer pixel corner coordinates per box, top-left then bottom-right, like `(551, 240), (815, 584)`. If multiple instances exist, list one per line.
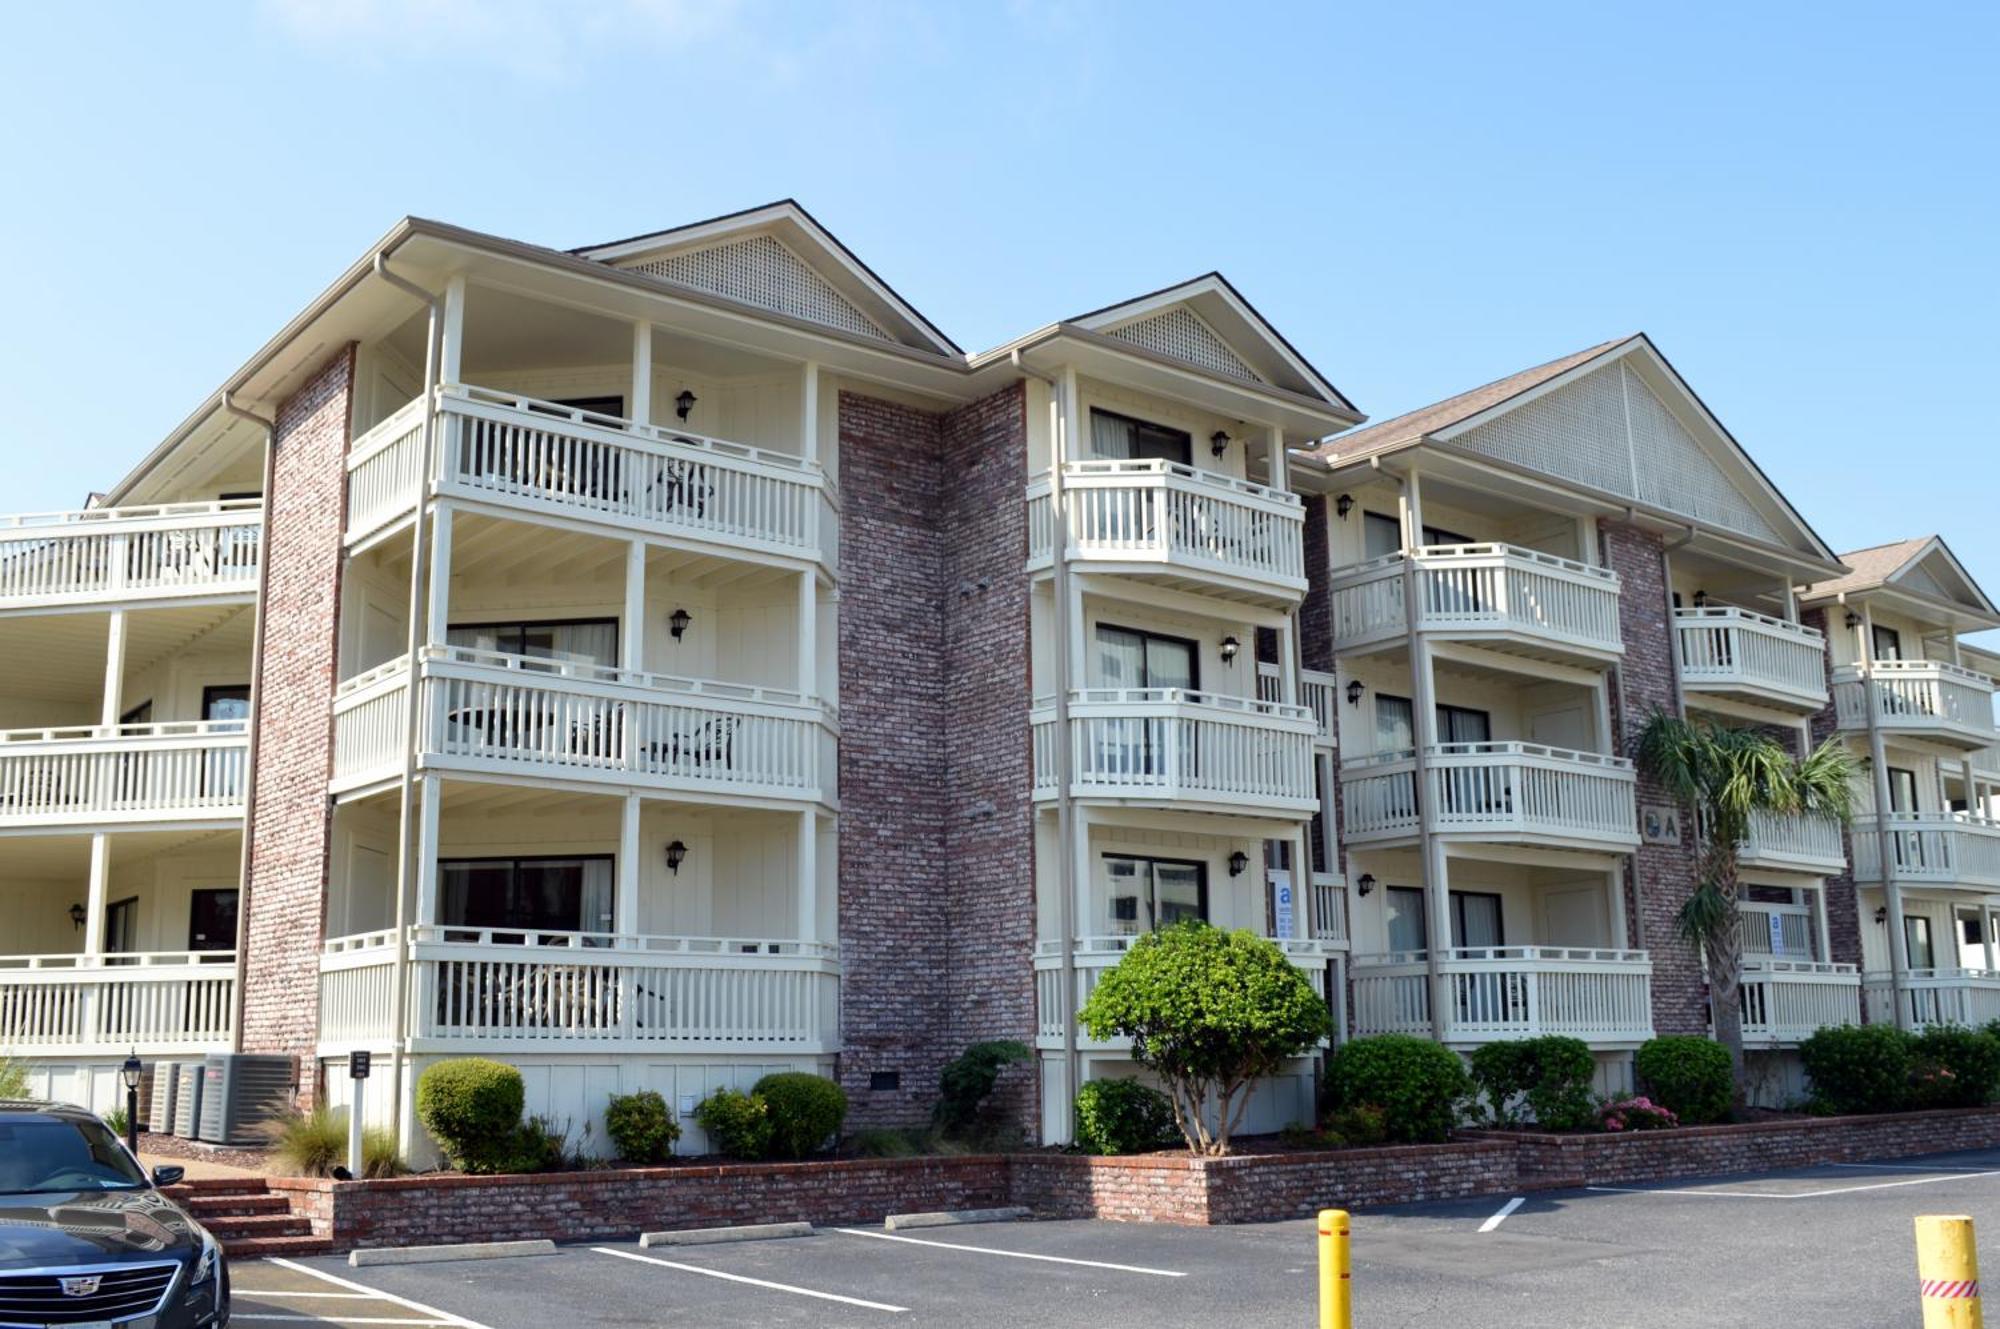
(414, 774), (442, 927)
(1592, 678), (1615, 755)
(623, 542), (647, 674)
(796, 810), (818, 943)
(1264, 425), (1285, 491)
(1984, 905), (1996, 973)
(1606, 866), (1629, 951)
(1815, 888), (1834, 966)
(1276, 618), (1298, 705)
(439, 276), (467, 387)
(1071, 806), (1093, 941)
(1066, 577), (1087, 691)
(631, 323), (653, 427)
(100, 611), (127, 727)
(425, 503), (454, 648)
(798, 571), (817, 696)
(618, 794), (641, 942)
(800, 362), (821, 467)
(82, 834), (109, 960)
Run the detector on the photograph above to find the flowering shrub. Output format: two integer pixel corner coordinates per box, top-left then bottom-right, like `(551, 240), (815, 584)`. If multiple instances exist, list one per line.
(1597, 1096), (1678, 1132)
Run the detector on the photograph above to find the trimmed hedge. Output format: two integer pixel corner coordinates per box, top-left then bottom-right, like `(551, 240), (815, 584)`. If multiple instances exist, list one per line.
(604, 1090), (681, 1164)
(693, 1089), (773, 1160)
(1801, 1024), (1916, 1115)
(754, 1073), (847, 1160)
(1325, 1035), (1470, 1143)
(1469, 1036), (1597, 1130)
(1635, 1035), (1734, 1124)
(1074, 1079), (1179, 1155)
(416, 1059), (526, 1173)
(1915, 1027), (2000, 1108)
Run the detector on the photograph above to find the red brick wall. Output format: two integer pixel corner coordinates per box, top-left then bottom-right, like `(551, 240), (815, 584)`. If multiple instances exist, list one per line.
(1800, 606), (1864, 971)
(240, 347), (356, 1101)
(1600, 520), (1705, 1035)
(1299, 494), (1334, 673)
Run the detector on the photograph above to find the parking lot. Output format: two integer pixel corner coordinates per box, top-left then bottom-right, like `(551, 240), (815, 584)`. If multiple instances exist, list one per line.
(229, 1146), (2000, 1328)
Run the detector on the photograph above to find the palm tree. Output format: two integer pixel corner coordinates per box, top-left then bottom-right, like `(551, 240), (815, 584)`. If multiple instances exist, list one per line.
(1636, 712), (1857, 1096)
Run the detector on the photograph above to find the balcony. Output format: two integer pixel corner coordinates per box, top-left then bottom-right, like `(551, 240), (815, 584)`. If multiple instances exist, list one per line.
(1675, 608), (1828, 713)
(1026, 461), (1306, 606)
(318, 927), (838, 1054)
(0, 722), (248, 830)
(1833, 661), (2000, 750)
(1329, 544), (1622, 665)
(1030, 689), (1318, 816)
(331, 646), (834, 805)
(1340, 742), (1639, 852)
(0, 952), (236, 1056)
(1032, 936), (1333, 1051)
(1737, 809), (1847, 875)
(1739, 960), (1860, 1047)
(0, 500), (262, 614)
(1851, 814), (2000, 890)
(346, 387), (828, 567)
(1863, 969), (2000, 1031)
(1350, 946), (1654, 1049)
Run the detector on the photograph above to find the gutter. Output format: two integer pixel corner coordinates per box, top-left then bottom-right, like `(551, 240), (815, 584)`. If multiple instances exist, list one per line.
(218, 392), (275, 1058)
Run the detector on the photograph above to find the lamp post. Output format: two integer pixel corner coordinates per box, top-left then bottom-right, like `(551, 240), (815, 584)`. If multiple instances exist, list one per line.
(119, 1051), (142, 1156)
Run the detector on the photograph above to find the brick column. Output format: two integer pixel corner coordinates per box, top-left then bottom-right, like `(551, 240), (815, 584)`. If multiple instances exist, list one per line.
(240, 346), (356, 1102)
(1600, 520), (1707, 1035)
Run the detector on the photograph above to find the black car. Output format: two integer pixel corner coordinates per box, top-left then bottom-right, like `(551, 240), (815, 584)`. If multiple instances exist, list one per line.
(0, 1102), (227, 1328)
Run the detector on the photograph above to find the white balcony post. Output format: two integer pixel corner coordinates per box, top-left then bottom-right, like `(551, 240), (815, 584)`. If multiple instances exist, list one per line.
(798, 571), (817, 696)
(1591, 678), (1614, 755)
(1985, 905), (1996, 973)
(1606, 866), (1628, 950)
(439, 275), (466, 387)
(1858, 599), (1910, 1025)
(630, 323), (653, 427)
(1264, 425), (1285, 491)
(1066, 577), (1087, 692)
(797, 809), (818, 943)
(800, 362), (821, 468)
(1276, 618), (1298, 705)
(425, 503), (453, 648)
(100, 611), (126, 727)
(1071, 805), (1093, 943)
(414, 774), (442, 927)
(623, 542), (647, 674)
(618, 794), (641, 944)
(82, 833), (109, 960)
(1816, 887), (1834, 965)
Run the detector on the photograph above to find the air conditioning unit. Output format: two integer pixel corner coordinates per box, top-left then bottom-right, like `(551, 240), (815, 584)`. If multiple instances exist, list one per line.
(147, 1062), (179, 1135)
(198, 1054), (294, 1146)
(172, 1064), (204, 1138)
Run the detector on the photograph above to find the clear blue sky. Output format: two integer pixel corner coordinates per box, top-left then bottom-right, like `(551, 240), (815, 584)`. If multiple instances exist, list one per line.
(3, 2), (1994, 586)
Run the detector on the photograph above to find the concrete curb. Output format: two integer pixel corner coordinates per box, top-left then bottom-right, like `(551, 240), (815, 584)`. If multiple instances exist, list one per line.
(639, 1222), (816, 1247)
(884, 1206), (1030, 1231)
(350, 1239), (556, 1266)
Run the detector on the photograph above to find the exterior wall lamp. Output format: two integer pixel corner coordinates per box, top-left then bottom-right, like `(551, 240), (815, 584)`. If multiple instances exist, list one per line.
(69, 902), (85, 930)
(1693, 590), (1709, 608)
(1874, 906), (1888, 925)
(1336, 494), (1354, 520)
(1227, 850), (1249, 877)
(665, 840), (688, 874)
(1356, 873), (1376, 897)
(669, 608), (692, 641)
(1846, 611), (1862, 629)
(1346, 680), (1365, 706)
(675, 389), (697, 421)
(1220, 636), (1240, 666)
(1210, 431), (1230, 458)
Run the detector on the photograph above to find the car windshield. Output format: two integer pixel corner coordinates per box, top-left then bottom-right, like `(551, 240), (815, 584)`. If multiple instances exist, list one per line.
(0, 1117), (149, 1194)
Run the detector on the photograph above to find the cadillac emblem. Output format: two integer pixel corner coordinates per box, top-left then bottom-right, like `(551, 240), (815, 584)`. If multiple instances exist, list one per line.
(59, 1276), (103, 1297)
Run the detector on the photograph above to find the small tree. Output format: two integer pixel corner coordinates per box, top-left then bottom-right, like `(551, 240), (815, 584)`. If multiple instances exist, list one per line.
(1637, 713), (1855, 1099)
(1078, 922), (1330, 1156)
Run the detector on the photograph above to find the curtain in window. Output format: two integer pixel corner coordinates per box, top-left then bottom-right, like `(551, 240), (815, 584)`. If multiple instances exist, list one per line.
(1363, 512), (1402, 560)
(1385, 886), (1427, 954)
(1375, 696), (1415, 753)
(1452, 892), (1504, 949)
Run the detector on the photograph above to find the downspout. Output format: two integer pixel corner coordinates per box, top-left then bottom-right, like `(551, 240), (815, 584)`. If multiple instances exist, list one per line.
(372, 255), (443, 1147)
(1848, 593), (1910, 1029)
(1013, 349), (1080, 1137)
(219, 392), (276, 1057)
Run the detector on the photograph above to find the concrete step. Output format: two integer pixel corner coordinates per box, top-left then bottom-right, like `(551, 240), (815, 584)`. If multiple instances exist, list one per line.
(223, 1234), (335, 1260)
(205, 1213), (313, 1240)
(182, 1193), (291, 1218)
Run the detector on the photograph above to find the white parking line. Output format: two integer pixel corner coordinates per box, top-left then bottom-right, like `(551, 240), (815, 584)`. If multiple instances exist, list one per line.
(1828, 1161), (1997, 1173)
(1478, 1197), (1525, 1232)
(835, 1226), (1188, 1277)
(1587, 1168), (2000, 1200)
(231, 1317), (444, 1325)
(234, 1292), (381, 1300)
(264, 1258), (494, 1329)
(592, 1245), (909, 1313)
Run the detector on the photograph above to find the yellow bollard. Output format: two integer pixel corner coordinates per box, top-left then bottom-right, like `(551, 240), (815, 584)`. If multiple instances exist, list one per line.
(1917, 1214), (1985, 1328)
(1318, 1208), (1351, 1329)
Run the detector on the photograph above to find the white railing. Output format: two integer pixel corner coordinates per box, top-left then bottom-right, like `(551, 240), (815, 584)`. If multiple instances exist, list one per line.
(1351, 946), (1653, 1045)
(0, 722), (249, 826)
(1032, 936), (1330, 1048)
(1026, 461), (1306, 594)
(1329, 544), (1622, 657)
(1675, 607), (1828, 708)
(345, 396), (428, 543)
(1313, 876), (1349, 943)
(0, 953), (237, 1054)
(1851, 814), (2000, 889)
(1863, 969), (2000, 1030)
(1300, 670), (1337, 746)
(1739, 960), (1859, 1045)
(1340, 742), (1638, 848)
(0, 500), (262, 609)
(1834, 661), (2000, 747)
(316, 928), (838, 1051)
(1030, 688), (1317, 812)
(1739, 906), (1818, 960)
(1738, 809), (1847, 873)
(331, 646), (833, 801)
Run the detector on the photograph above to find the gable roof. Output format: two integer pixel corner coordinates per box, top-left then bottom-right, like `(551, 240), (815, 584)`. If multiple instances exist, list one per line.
(570, 199), (961, 357)
(1802, 536), (2000, 619)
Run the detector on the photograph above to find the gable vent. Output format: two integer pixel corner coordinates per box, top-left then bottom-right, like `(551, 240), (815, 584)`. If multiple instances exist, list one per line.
(1106, 307), (1261, 382)
(627, 234), (888, 341)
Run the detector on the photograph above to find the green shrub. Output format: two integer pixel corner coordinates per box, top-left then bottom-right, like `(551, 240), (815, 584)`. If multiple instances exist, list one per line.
(102, 1107), (129, 1139)
(753, 1073), (847, 1160)
(1468, 1036), (1597, 1130)
(1912, 1027), (2000, 1108)
(416, 1058), (526, 1172)
(603, 1091), (681, 1164)
(0, 1059), (30, 1100)
(1634, 1035), (1735, 1124)
(501, 1115), (570, 1173)
(1801, 1024), (1914, 1114)
(1325, 1035), (1470, 1144)
(934, 1041), (1032, 1137)
(1074, 1079), (1179, 1156)
(1078, 923), (1331, 1155)
(1325, 1104), (1389, 1147)
(258, 1105), (404, 1178)
(693, 1089), (774, 1160)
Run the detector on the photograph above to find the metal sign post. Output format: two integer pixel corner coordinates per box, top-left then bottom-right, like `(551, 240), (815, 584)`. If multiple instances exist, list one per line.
(347, 1050), (371, 1179)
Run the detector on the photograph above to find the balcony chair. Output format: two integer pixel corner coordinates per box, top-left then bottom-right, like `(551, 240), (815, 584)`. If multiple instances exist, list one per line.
(647, 715), (739, 772)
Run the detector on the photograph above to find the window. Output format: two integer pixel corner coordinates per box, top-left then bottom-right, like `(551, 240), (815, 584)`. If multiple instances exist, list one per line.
(1888, 767), (1920, 814)
(1089, 409), (1191, 465)
(1906, 914), (1936, 970)
(1872, 624), (1904, 662)
(439, 856), (615, 940)
(1104, 856), (1206, 934)
(1438, 704), (1492, 747)
(104, 897), (138, 957)
(447, 618), (619, 670)
(1421, 522), (1474, 548)
(1094, 625), (1197, 692)
(1363, 512), (1402, 561)
(1384, 886), (1427, 954)
(118, 701), (152, 726)
(1451, 891), (1505, 949)
(203, 685), (251, 726)
(1375, 695), (1492, 749)
(201, 685), (251, 798)
(187, 888), (238, 955)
